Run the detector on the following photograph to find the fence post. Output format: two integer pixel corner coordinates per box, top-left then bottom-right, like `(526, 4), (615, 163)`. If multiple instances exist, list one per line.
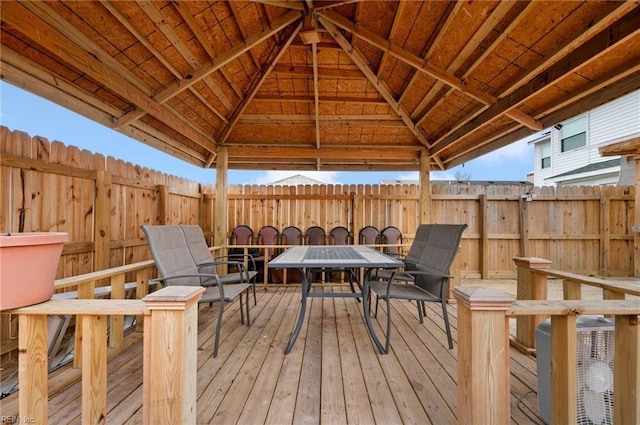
(452, 286), (515, 425)
(142, 286), (204, 425)
(513, 257), (552, 351)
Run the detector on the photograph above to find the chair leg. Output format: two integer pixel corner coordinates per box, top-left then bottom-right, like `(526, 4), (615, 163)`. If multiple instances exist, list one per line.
(252, 283), (257, 306)
(384, 296), (392, 354)
(245, 288), (251, 326)
(416, 301), (424, 324)
(239, 293), (245, 325)
(348, 270), (361, 302)
(213, 299), (225, 358)
(441, 300), (453, 349)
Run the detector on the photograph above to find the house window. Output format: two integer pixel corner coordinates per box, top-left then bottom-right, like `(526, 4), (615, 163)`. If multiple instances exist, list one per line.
(560, 116), (587, 152)
(540, 140), (551, 169)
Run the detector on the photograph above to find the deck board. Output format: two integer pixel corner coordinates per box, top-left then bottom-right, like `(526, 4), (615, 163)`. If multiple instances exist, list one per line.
(1, 281), (561, 424)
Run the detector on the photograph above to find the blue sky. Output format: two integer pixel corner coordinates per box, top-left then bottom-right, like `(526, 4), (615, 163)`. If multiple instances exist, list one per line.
(1, 82), (534, 185)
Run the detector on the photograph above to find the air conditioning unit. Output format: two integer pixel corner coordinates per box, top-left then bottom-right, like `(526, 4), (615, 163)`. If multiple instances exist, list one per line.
(536, 315), (615, 425)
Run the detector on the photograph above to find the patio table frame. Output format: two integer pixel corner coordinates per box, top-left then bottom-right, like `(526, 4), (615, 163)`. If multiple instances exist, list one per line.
(269, 245), (403, 354)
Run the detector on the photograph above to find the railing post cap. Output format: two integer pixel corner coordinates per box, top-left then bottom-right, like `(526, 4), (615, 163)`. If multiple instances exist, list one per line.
(452, 286), (515, 310)
(143, 286), (205, 310)
(513, 257), (553, 268)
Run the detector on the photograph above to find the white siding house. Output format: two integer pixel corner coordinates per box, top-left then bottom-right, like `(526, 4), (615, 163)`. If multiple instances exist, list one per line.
(530, 90), (640, 186)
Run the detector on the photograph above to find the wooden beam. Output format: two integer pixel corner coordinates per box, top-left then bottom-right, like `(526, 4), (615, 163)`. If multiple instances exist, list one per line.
(271, 64), (366, 79)
(2, 2), (217, 154)
(252, 94), (387, 105)
(250, 0), (305, 11)
(599, 137), (640, 156)
(446, 68), (640, 169)
(103, 2), (230, 126)
(225, 145), (420, 160)
(121, 9), (302, 120)
(317, 10), (542, 131)
(209, 21), (303, 165)
(319, 15), (432, 149)
(433, 8), (640, 155)
(312, 42), (321, 149)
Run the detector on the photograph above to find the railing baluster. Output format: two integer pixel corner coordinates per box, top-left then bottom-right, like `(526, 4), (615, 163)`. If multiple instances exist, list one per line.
(18, 314), (48, 425)
(614, 314), (640, 425)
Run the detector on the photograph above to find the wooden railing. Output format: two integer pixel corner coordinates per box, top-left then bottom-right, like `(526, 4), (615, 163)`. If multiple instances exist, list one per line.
(453, 286), (639, 425)
(1, 286), (204, 425)
(512, 256), (640, 352)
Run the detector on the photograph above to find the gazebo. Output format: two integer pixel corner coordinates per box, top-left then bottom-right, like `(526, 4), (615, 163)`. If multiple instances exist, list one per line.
(2, 0), (639, 252)
(1, 2), (639, 424)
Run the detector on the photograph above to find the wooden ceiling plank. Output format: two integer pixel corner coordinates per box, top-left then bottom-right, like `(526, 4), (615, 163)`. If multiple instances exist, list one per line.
(319, 15), (432, 149)
(272, 64), (365, 79)
(207, 20), (304, 166)
(501, 2), (639, 98)
(173, 1), (244, 100)
(446, 69), (640, 169)
(318, 9), (541, 130)
(145, 10), (302, 106)
(20, 1), (152, 96)
(400, 1), (463, 105)
(412, 0), (518, 121)
(102, 1), (229, 128)
(227, 1), (264, 71)
(138, 0), (233, 110)
(238, 114), (402, 122)
(433, 8), (640, 156)
(376, 0), (408, 80)
(2, 1), (217, 154)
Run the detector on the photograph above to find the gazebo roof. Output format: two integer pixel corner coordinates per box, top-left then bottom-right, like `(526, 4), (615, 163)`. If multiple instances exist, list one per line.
(1, 1), (639, 172)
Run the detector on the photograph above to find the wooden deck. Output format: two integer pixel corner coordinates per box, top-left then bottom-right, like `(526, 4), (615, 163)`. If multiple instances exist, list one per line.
(3, 280), (554, 424)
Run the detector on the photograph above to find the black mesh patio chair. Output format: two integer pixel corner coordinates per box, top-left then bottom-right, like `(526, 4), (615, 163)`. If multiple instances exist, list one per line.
(181, 224), (257, 304)
(141, 224), (252, 358)
(368, 223), (467, 353)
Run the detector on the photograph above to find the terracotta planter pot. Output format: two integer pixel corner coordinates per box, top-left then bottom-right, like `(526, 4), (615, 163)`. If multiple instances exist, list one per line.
(0, 232), (68, 310)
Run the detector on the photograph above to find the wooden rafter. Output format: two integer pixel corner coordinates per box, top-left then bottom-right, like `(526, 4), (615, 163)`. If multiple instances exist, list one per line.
(447, 70), (640, 168)
(433, 8), (640, 156)
(376, 1), (408, 80)
(412, 1), (518, 121)
(318, 10), (543, 131)
(101, 1), (229, 126)
(207, 20), (304, 166)
(172, 1), (244, 100)
(400, 1), (462, 106)
(226, 2), (266, 75)
(318, 15), (432, 149)
(424, 2), (635, 145)
(117, 10), (302, 126)
(2, 1), (218, 154)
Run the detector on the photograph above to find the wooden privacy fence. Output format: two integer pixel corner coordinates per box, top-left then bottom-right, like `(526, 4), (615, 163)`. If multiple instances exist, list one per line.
(1, 127), (636, 282)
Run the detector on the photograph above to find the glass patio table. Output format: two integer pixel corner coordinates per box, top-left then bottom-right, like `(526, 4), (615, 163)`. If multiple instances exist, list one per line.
(268, 245), (403, 354)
